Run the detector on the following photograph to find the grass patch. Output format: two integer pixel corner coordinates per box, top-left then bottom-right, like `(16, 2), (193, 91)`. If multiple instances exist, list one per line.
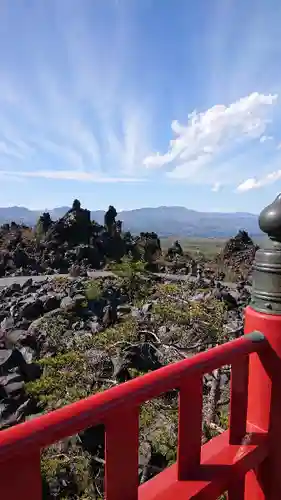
(160, 237), (227, 258)
(140, 400), (178, 466)
(85, 280), (102, 301)
(108, 259), (146, 277)
(41, 443), (95, 499)
(93, 319), (139, 349)
(26, 351), (94, 410)
(153, 298), (226, 342)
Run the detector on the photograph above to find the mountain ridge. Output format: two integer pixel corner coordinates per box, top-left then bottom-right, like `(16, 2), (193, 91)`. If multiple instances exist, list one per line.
(0, 205), (261, 237)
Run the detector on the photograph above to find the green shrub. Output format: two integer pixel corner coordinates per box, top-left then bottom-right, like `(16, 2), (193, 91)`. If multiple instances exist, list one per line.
(109, 259), (146, 277)
(85, 280), (102, 301)
(93, 319), (139, 349)
(26, 352), (93, 410)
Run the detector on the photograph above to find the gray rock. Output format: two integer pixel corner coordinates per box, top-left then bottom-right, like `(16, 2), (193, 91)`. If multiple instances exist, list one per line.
(1, 372), (25, 396)
(60, 296), (75, 311)
(1, 316), (14, 332)
(131, 307), (142, 319)
(158, 325), (168, 336)
(20, 299), (44, 320)
(139, 441), (152, 468)
(19, 346), (35, 364)
(0, 398), (33, 429)
(89, 321), (102, 334)
(117, 304), (132, 314)
(5, 329), (28, 346)
(41, 294), (61, 313)
(190, 293), (205, 301)
(28, 308), (62, 335)
(72, 320), (85, 330)
(0, 348), (13, 367)
(142, 302), (152, 313)
(122, 343), (163, 372)
(60, 294), (86, 312)
(220, 374), (229, 386)
(21, 278), (33, 289)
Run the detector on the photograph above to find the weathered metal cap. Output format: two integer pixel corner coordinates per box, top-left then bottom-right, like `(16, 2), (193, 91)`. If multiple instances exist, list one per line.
(251, 193), (281, 314)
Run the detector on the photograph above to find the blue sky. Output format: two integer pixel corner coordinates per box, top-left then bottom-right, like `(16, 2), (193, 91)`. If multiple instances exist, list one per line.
(1, 0), (281, 214)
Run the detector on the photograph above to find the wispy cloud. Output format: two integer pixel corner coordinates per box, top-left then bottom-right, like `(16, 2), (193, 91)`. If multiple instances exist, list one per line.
(237, 169), (281, 192)
(212, 182), (222, 192)
(0, 169), (144, 183)
(0, 1), (150, 184)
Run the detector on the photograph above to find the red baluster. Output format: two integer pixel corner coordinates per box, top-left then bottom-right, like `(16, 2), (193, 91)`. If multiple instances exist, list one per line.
(177, 375), (202, 480)
(105, 408), (139, 500)
(228, 354), (249, 499)
(0, 451), (42, 500)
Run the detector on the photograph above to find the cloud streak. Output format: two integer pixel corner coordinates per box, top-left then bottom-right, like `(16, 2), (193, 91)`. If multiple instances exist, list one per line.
(0, 1), (151, 184)
(0, 169), (144, 183)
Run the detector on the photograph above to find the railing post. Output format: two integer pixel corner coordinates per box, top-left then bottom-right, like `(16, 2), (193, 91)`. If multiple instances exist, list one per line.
(244, 194), (281, 499)
(105, 408), (139, 500)
(177, 375), (203, 479)
(0, 451), (42, 499)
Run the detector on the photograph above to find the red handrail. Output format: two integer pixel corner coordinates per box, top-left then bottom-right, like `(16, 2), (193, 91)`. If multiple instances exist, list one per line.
(0, 332), (264, 455)
(0, 331), (268, 499)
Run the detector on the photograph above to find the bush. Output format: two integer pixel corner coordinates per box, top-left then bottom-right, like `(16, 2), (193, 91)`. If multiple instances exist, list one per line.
(85, 280), (102, 301)
(109, 259), (146, 277)
(93, 319), (139, 349)
(26, 352), (94, 410)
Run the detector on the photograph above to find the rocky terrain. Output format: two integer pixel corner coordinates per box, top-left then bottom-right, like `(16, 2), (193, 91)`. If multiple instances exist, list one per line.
(0, 200), (163, 278)
(0, 201), (256, 498)
(0, 200), (257, 283)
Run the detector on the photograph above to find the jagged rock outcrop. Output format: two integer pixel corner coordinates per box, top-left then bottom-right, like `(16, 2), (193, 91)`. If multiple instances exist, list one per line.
(0, 201), (164, 277)
(217, 230), (258, 277)
(167, 240), (183, 259)
(45, 199), (92, 247)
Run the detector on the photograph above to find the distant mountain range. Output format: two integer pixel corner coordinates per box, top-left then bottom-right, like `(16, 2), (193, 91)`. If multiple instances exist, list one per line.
(0, 205), (261, 238)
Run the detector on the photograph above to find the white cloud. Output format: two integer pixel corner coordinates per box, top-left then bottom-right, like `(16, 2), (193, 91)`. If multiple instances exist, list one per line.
(0, 169), (144, 183)
(260, 135), (273, 143)
(144, 92), (278, 183)
(237, 170), (281, 192)
(212, 182), (222, 192)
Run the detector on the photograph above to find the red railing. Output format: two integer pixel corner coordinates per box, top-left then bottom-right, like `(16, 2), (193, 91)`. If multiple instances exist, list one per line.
(1, 302), (280, 500)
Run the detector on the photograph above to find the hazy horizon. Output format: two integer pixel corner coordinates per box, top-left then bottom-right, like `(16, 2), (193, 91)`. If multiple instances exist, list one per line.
(0, 203), (259, 216)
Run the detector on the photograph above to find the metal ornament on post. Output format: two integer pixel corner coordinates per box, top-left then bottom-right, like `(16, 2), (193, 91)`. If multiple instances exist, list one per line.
(244, 193), (281, 499)
(251, 193), (281, 314)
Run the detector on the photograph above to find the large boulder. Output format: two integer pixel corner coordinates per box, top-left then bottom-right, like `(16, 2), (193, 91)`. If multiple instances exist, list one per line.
(45, 201), (92, 247)
(20, 298), (44, 320)
(0, 348), (41, 429)
(217, 230), (258, 277)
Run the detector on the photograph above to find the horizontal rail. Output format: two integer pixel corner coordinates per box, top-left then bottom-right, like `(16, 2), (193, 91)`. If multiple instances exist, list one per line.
(139, 428), (269, 500)
(0, 331), (265, 461)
